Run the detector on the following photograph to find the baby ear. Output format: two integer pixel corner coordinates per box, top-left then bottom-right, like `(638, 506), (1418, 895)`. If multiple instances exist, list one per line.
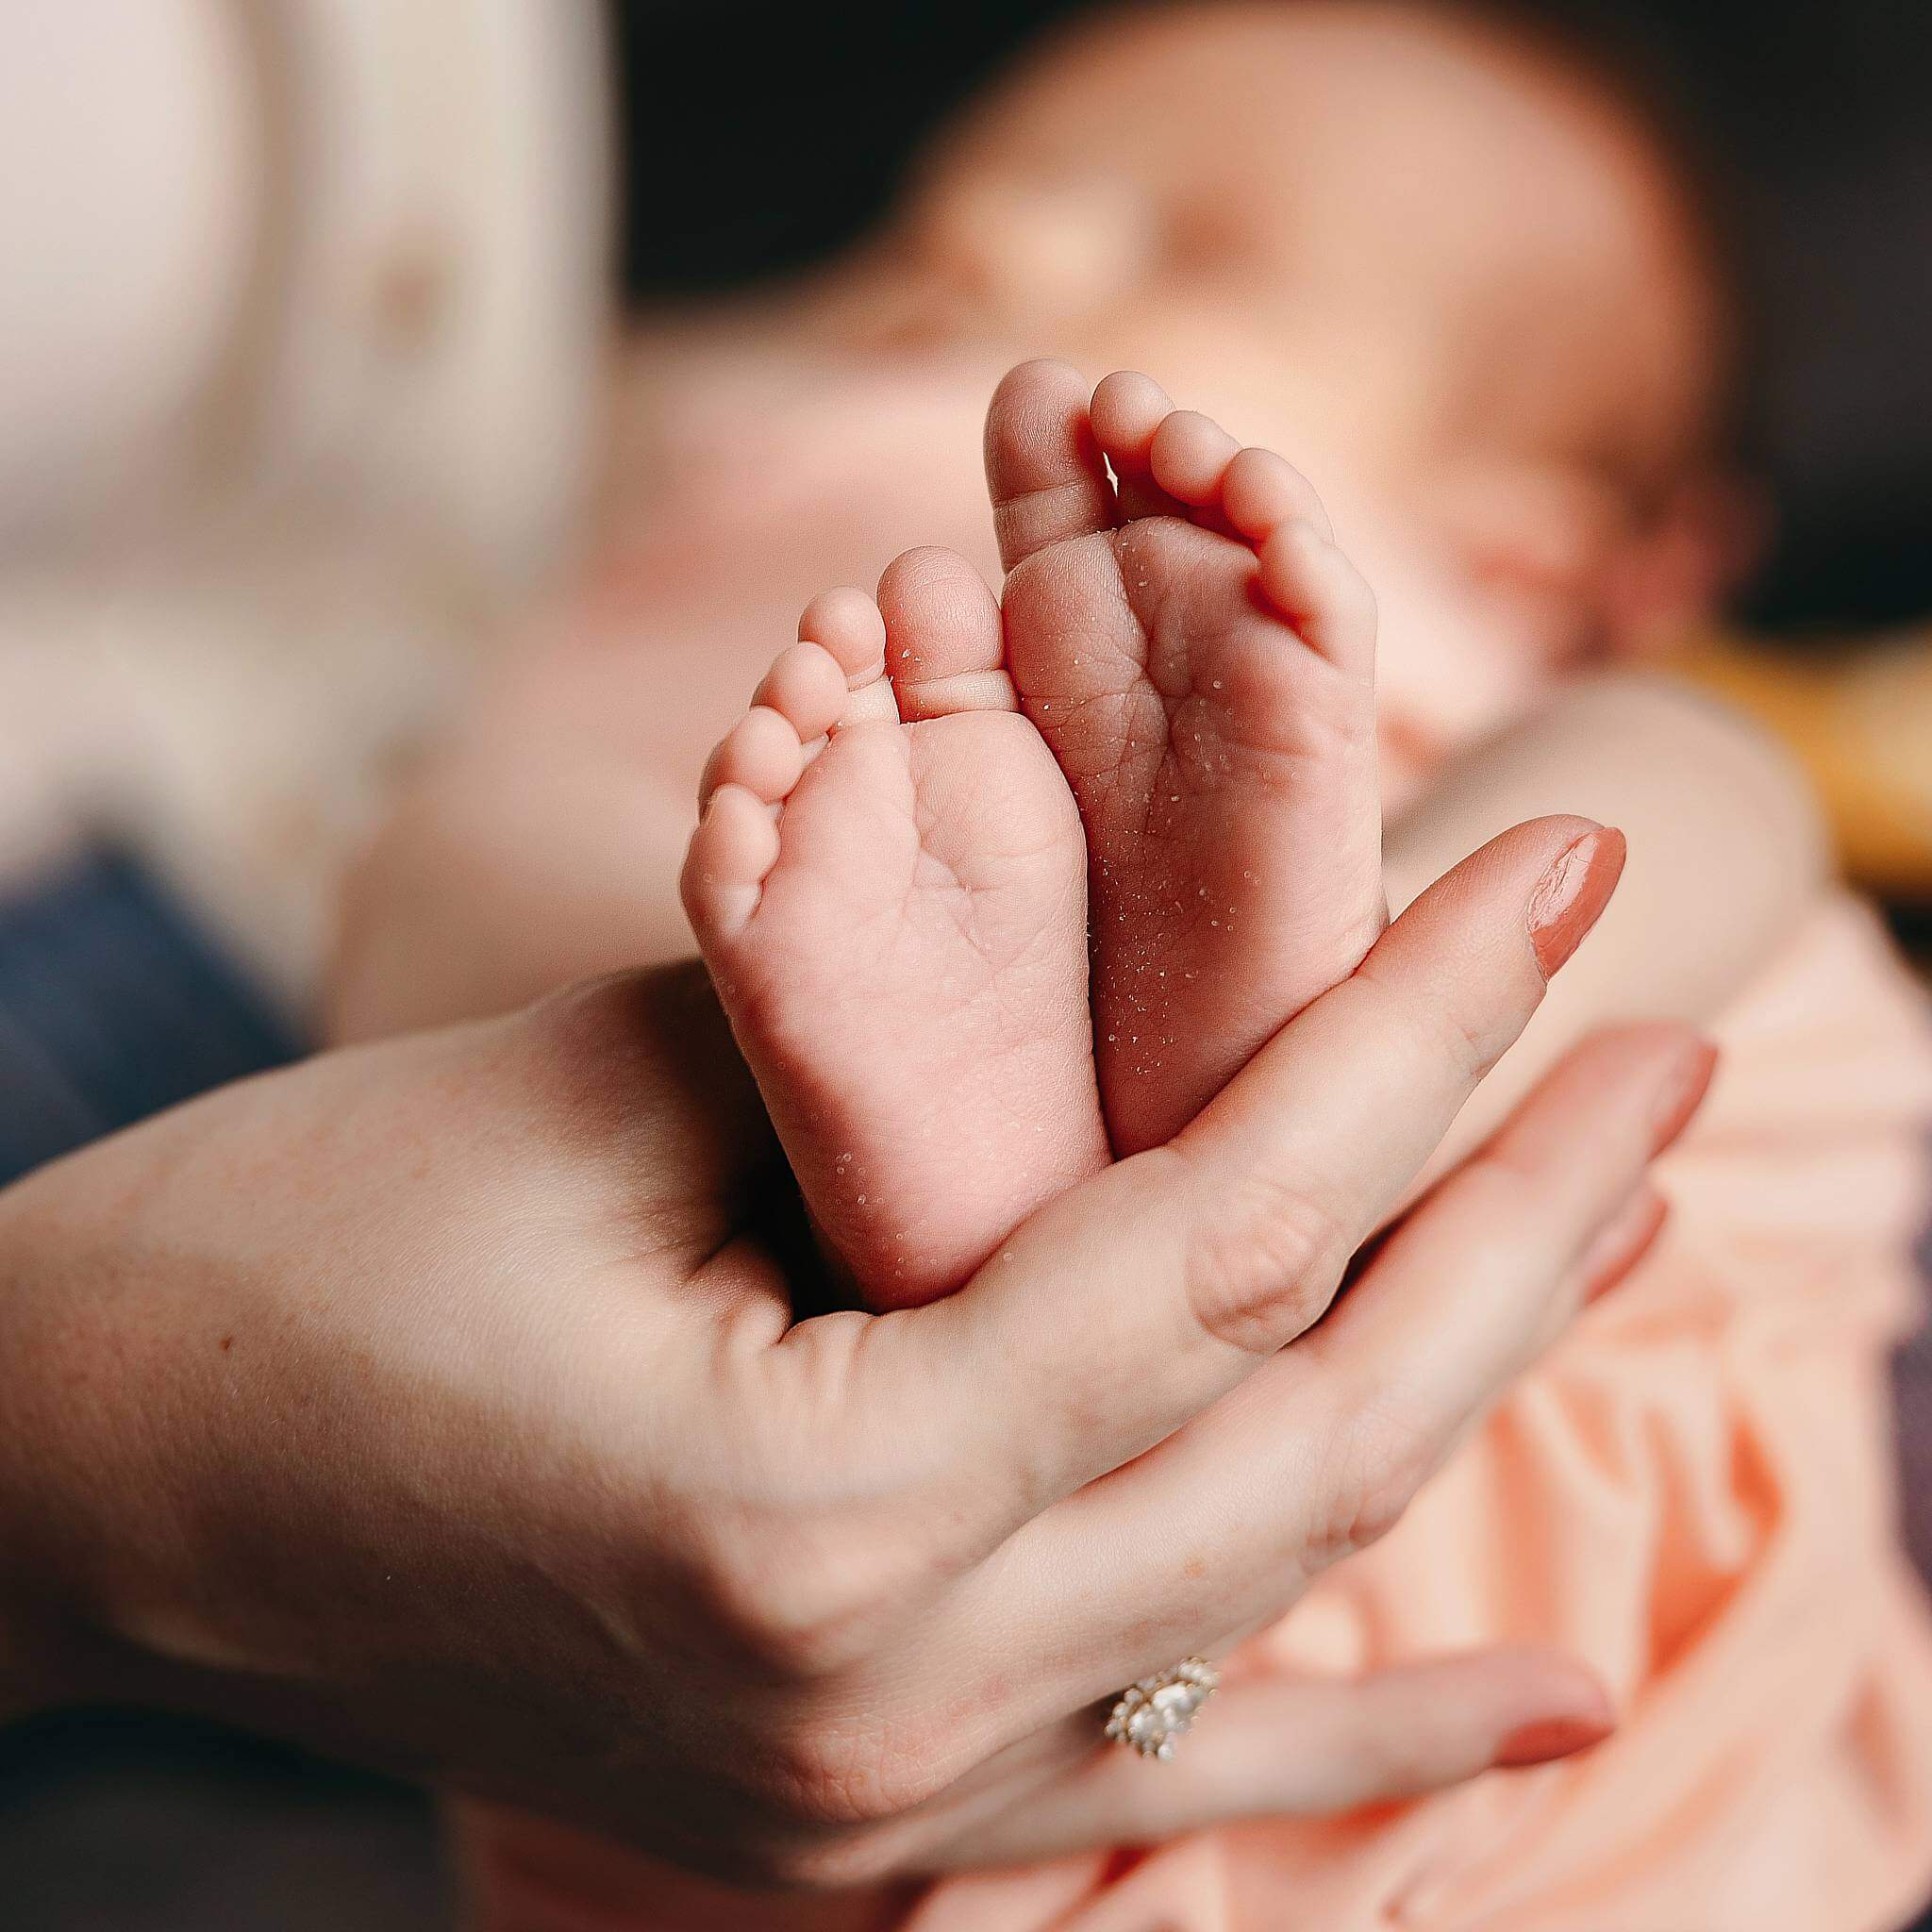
(1602, 472), (1772, 658)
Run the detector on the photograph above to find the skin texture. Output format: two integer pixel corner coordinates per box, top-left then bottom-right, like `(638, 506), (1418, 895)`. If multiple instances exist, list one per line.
(326, 0), (1774, 1069)
(0, 816), (1710, 1892)
(682, 367), (1384, 1306)
(682, 552), (1107, 1311)
(591, 0), (1740, 794)
(310, 9), (1810, 1924)
(990, 362), (1386, 1156)
(325, 5), (1796, 1098)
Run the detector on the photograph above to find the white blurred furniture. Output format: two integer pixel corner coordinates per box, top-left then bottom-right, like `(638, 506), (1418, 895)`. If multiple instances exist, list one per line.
(0, 0), (613, 998)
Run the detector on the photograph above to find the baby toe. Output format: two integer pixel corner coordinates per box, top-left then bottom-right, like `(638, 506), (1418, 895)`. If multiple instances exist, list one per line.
(1257, 521), (1378, 672)
(800, 584), (897, 725)
(984, 358), (1117, 570)
(1090, 370), (1184, 520)
(800, 587), (889, 685)
(681, 783), (782, 940)
(700, 706), (805, 808)
(1091, 370), (1174, 464)
(1222, 446), (1332, 543)
(755, 641), (849, 744)
(878, 547), (1015, 720)
(1147, 408), (1241, 508)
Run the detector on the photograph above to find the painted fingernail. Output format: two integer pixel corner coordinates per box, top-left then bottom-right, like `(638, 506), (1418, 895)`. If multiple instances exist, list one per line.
(1526, 826), (1626, 979)
(1493, 1711), (1615, 1769)
(1649, 1038), (1720, 1156)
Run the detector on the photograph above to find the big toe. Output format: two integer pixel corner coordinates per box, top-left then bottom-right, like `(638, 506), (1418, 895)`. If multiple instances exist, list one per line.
(984, 359), (1114, 574)
(878, 548), (1015, 721)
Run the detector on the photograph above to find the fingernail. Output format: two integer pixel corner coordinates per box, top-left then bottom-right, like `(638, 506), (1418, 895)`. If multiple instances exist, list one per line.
(1580, 1186), (1669, 1302)
(1649, 1038), (1720, 1156)
(1493, 1711), (1615, 1769)
(1526, 826), (1626, 979)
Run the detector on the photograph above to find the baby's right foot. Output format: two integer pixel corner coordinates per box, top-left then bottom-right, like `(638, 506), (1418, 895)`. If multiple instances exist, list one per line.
(987, 361), (1387, 1155)
(681, 548), (1108, 1311)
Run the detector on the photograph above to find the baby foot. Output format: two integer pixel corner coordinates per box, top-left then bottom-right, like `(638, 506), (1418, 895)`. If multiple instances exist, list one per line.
(987, 361), (1386, 1156)
(681, 547), (1108, 1310)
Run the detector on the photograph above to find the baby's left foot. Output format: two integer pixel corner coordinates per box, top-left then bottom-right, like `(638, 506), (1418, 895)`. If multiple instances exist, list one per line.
(681, 551), (1108, 1310)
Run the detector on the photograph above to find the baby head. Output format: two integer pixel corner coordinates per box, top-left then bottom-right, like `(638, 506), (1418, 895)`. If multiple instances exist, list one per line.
(857, 0), (1750, 761)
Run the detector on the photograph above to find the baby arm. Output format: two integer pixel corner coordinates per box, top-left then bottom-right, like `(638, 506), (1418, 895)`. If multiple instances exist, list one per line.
(1386, 672), (1827, 1188)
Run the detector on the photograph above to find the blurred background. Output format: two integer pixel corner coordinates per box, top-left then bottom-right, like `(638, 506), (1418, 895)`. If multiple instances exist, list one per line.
(1, 1), (1927, 1924)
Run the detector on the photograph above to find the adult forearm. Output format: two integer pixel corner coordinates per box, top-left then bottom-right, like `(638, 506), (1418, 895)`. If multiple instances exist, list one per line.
(1386, 672), (1824, 1188)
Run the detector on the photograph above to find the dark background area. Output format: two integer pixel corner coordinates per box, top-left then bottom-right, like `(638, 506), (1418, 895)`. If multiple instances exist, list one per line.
(4, 3), (1928, 1926)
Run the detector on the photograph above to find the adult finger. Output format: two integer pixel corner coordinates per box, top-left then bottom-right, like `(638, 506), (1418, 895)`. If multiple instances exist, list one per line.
(967, 1022), (1709, 1714)
(1292, 1022), (1717, 1437)
(852, 815), (1624, 1556)
(933, 1649), (1612, 1870)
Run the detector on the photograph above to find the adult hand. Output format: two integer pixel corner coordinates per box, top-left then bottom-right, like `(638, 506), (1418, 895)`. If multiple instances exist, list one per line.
(0, 815), (1707, 1888)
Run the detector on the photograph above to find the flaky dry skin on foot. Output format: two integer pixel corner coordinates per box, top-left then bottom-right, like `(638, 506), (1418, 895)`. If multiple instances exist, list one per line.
(987, 360), (1388, 1156)
(681, 547), (1107, 1310)
(684, 364), (1384, 1301)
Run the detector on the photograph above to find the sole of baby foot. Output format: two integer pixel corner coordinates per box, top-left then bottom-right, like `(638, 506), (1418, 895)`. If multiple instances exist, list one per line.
(682, 546), (1109, 1310)
(986, 358), (1387, 1157)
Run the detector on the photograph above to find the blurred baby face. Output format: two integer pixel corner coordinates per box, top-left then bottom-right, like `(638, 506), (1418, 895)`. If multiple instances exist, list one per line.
(877, 1), (1733, 778)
